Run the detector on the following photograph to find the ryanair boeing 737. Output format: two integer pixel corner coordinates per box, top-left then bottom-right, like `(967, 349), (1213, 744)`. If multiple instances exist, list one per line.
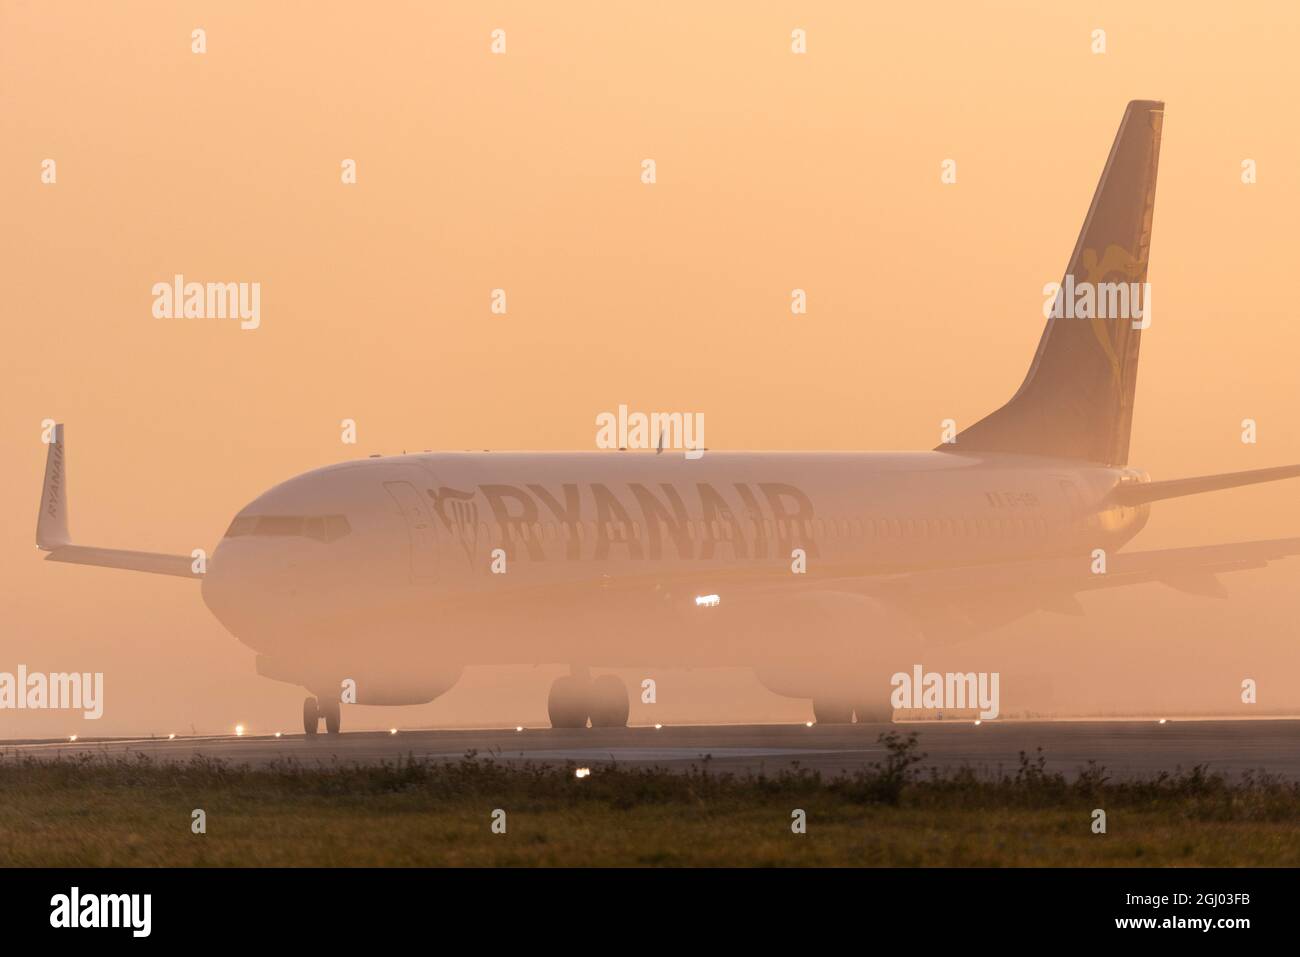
(35, 101), (1300, 734)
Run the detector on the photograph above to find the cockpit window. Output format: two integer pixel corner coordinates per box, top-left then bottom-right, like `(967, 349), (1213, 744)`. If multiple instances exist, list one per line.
(258, 516), (304, 537)
(224, 516), (258, 537)
(225, 514), (352, 543)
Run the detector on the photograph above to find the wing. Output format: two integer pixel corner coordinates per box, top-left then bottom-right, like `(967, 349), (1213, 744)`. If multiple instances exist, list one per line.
(43, 544), (199, 578)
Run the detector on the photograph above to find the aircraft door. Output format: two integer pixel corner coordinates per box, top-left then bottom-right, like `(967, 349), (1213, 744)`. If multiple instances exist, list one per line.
(384, 480), (438, 584)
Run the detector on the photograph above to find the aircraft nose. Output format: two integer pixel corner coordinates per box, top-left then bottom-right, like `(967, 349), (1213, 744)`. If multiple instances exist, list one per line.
(200, 540), (235, 618)
(200, 534), (316, 654)
(200, 539), (264, 639)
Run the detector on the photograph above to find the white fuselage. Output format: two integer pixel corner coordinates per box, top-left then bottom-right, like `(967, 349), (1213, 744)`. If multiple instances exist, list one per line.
(199, 450), (1150, 705)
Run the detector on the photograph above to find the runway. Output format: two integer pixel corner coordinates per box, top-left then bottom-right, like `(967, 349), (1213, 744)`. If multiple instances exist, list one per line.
(4, 719), (1299, 780)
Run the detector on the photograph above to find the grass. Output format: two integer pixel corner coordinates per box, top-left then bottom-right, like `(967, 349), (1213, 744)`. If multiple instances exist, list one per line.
(2, 732), (1297, 866)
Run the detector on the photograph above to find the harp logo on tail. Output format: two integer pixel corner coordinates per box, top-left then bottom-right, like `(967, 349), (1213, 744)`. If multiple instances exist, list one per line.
(1042, 243), (1151, 388)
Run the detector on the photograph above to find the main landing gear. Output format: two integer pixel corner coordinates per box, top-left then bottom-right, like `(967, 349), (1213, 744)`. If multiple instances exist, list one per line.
(547, 673), (629, 729)
(812, 698), (892, 725)
(303, 696), (342, 736)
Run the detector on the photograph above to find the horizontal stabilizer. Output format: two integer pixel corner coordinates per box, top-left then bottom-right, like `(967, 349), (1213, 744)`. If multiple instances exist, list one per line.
(1110, 464), (1300, 506)
(810, 537), (1300, 603)
(1159, 572), (1229, 598)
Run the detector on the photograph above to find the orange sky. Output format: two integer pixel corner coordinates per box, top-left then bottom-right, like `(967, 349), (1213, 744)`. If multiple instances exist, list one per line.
(2, 1), (1298, 736)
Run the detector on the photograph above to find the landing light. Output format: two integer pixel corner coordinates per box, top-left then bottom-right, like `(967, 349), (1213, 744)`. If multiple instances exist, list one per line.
(274, 732), (282, 738)
(390, 728), (398, 735)
(805, 721), (814, 728)
(69, 735), (77, 742)
(575, 767), (591, 779)
(654, 723), (663, 730)
(974, 720), (982, 727)
(694, 594), (721, 608)
(168, 733), (176, 740)
(235, 724), (245, 737)
(1158, 718), (1167, 725)
(515, 726), (524, 732)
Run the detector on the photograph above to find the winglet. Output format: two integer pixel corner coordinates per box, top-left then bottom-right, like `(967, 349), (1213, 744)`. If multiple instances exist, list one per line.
(34, 424), (201, 578)
(37, 423), (71, 550)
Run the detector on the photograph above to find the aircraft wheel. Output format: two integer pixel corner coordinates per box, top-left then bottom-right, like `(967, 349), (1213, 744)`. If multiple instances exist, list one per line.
(812, 698), (853, 724)
(303, 697), (320, 737)
(320, 698), (341, 735)
(547, 675), (591, 729)
(588, 674), (629, 728)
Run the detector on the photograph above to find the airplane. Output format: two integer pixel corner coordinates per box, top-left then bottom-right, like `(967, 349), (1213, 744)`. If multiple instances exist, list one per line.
(35, 100), (1300, 735)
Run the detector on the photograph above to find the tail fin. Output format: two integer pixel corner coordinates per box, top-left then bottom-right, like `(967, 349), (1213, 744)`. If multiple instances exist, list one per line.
(946, 99), (1164, 466)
